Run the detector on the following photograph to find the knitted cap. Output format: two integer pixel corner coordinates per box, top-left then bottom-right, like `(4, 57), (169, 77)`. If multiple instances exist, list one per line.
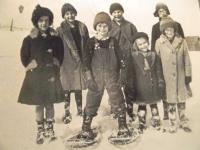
(93, 12), (111, 30)
(61, 3), (77, 18)
(31, 5), (53, 27)
(109, 3), (124, 14)
(154, 2), (170, 17)
(131, 32), (149, 44)
(160, 17), (176, 33)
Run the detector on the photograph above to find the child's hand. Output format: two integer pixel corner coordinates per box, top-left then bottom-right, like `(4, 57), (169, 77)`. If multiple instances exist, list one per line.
(53, 58), (60, 67)
(26, 59), (37, 71)
(185, 76), (192, 85)
(84, 71), (98, 90)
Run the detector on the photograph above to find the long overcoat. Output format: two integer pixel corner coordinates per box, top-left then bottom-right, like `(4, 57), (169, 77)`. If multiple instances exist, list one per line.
(155, 35), (192, 103)
(57, 20), (89, 90)
(18, 29), (64, 105)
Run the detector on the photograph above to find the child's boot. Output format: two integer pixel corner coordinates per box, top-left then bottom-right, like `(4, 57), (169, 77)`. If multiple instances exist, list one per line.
(117, 113), (131, 137)
(178, 103), (191, 133)
(36, 121), (45, 144)
(63, 101), (72, 124)
(168, 104), (177, 133)
(138, 110), (147, 134)
(150, 105), (161, 130)
(78, 115), (94, 140)
(163, 101), (169, 120)
(45, 119), (57, 142)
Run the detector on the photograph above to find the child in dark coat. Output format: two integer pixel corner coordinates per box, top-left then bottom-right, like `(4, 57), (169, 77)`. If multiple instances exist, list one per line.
(18, 5), (64, 144)
(109, 3), (138, 121)
(127, 32), (165, 133)
(151, 2), (184, 120)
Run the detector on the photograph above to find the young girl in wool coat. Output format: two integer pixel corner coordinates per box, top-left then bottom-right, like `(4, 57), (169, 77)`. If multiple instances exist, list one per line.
(57, 3), (89, 124)
(18, 5), (64, 144)
(155, 18), (192, 133)
(127, 32), (165, 133)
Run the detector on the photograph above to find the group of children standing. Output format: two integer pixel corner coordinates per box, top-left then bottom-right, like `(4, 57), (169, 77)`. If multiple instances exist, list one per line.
(18, 2), (192, 145)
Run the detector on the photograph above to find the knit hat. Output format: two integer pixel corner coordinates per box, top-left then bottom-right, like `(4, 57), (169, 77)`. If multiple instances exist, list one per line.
(109, 3), (124, 14)
(61, 3), (77, 18)
(93, 12), (111, 30)
(31, 5), (53, 27)
(160, 17), (176, 33)
(154, 3), (170, 17)
(131, 32), (149, 44)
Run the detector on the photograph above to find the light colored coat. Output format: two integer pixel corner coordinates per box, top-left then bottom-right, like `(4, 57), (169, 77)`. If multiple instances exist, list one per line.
(155, 34), (192, 103)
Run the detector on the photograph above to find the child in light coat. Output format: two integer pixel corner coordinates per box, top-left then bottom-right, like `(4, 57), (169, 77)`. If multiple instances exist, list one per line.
(155, 17), (192, 133)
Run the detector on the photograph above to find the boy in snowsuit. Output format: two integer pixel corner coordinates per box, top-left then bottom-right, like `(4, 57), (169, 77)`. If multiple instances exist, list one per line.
(155, 18), (192, 133)
(78, 12), (131, 140)
(18, 5), (64, 144)
(127, 32), (165, 133)
(57, 3), (89, 124)
(109, 3), (138, 121)
(151, 2), (184, 120)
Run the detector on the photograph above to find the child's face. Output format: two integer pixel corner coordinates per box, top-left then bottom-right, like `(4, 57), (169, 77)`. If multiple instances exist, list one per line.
(164, 27), (175, 40)
(158, 8), (168, 18)
(111, 10), (123, 21)
(37, 16), (50, 32)
(96, 23), (109, 37)
(64, 11), (76, 22)
(135, 38), (149, 52)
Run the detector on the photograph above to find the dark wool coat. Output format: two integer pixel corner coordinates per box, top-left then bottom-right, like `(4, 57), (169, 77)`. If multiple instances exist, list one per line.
(57, 20), (89, 90)
(109, 18), (137, 59)
(151, 21), (184, 51)
(127, 50), (164, 104)
(155, 35), (192, 103)
(18, 29), (64, 105)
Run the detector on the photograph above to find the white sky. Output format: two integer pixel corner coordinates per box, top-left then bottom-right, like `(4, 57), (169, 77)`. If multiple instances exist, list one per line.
(0, 0), (200, 36)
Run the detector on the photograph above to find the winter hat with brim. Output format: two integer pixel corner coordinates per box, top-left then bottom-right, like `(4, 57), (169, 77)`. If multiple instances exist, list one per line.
(31, 5), (53, 27)
(131, 32), (149, 44)
(61, 3), (77, 18)
(154, 3), (170, 17)
(93, 12), (111, 30)
(160, 17), (177, 33)
(109, 3), (124, 14)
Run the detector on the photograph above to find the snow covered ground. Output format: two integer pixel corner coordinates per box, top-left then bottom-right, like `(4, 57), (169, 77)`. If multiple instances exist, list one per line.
(0, 29), (200, 150)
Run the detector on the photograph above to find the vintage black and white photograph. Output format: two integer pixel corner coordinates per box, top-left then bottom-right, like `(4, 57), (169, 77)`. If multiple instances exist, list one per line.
(0, 0), (200, 150)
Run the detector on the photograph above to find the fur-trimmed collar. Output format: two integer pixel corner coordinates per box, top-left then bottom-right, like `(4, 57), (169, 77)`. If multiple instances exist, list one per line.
(29, 27), (58, 39)
(159, 34), (183, 49)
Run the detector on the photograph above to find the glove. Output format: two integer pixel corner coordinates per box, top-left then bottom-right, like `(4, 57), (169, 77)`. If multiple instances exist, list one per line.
(26, 59), (37, 71)
(84, 71), (98, 90)
(158, 82), (165, 99)
(185, 76), (191, 85)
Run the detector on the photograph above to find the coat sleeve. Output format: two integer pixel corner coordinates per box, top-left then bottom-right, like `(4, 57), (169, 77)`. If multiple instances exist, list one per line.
(54, 37), (64, 65)
(155, 53), (165, 84)
(82, 38), (94, 72)
(151, 24), (159, 51)
(183, 40), (192, 77)
(20, 36), (31, 67)
(130, 23), (137, 35)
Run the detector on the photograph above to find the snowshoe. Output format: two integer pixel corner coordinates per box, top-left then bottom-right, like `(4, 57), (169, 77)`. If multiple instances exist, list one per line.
(108, 127), (139, 145)
(65, 127), (101, 148)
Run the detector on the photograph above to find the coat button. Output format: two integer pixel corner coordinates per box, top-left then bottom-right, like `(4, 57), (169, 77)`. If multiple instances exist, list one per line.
(46, 63), (53, 67)
(47, 49), (53, 53)
(48, 77), (55, 82)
